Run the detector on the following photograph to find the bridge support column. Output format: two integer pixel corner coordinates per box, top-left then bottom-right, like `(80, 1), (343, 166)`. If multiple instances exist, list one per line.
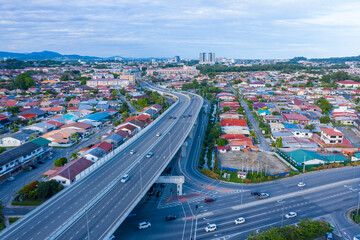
(181, 141), (188, 158)
(155, 176), (185, 196)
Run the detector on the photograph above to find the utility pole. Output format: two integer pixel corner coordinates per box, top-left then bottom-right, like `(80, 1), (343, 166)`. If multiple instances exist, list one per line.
(194, 205), (198, 240)
(357, 192), (360, 216)
(85, 209), (90, 240)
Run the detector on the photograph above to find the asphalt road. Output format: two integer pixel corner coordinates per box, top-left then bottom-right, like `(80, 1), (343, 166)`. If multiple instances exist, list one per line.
(0, 123), (113, 206)
(0, 84), (203, 240)
(114, 94), (360, 240)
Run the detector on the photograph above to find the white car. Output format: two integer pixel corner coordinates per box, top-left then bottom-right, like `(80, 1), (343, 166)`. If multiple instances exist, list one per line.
(121, 174), (129, 183)
(146, 152), (153, 158)
(156, 132), (161, 137)
(285, 212), (297, 219)
(205, 223), (217, 232)
(7, 177), (15, 181)
(297, 182), (306, 187)
(138, 222), (151, 230)
(234, 217), (246, 224)
(130, 150), (135, 155)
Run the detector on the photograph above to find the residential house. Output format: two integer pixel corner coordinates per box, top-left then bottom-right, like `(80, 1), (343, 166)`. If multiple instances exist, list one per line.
(46, 157), (93, 186)
(0, 137), (51, 176)
(320, 128), (344, 144)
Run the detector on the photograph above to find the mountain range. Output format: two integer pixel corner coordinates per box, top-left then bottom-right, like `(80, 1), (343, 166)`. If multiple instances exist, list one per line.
(0, 51), (107, 61)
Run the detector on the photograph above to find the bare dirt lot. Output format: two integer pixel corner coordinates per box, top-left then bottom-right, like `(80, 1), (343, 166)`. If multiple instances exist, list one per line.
(218, 151), (291, 175)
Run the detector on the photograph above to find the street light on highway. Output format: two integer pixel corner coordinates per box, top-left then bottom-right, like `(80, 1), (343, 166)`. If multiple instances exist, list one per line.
(277, 200), (286, 227)
(85, 209), (90, 240)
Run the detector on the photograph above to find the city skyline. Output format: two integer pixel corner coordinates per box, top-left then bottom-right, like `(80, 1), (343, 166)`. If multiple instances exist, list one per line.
(1, 0), (360, 59)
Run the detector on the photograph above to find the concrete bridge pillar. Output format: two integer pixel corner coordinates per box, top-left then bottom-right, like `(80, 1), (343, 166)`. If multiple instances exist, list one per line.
(181, 141), (188, 158)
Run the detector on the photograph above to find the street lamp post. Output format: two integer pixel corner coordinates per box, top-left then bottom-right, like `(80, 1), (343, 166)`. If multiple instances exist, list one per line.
(281, 202), (285, 227)
(85, 209), (90, 240)
(357, 192), (360, 216)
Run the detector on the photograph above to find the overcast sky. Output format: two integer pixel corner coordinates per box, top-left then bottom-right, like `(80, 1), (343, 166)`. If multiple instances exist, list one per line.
(1, 0), (360, 59)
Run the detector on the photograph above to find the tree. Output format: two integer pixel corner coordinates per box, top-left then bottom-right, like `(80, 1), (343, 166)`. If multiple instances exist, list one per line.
(71, 152), (77, 160)
(304, 124), (316, 132)
(120, 88), (126, 95)
(54, 157), (68, 167)
(113, 119), (121, 126)
(12, 73), (36, 90)
(137, 98), (148, 108)
(315, 97), (333, 114)
(59, 73), (70, 81)
(121, 111), (130, 120)
(37, 180), (64, 200)
(237, 106), (245, 114)
(319, 116), (331, 123)
(272, 111), (281, 115)
(217, 138), (229, 146)
(223, 106), (230, 112)
(7, 106), (21, 115)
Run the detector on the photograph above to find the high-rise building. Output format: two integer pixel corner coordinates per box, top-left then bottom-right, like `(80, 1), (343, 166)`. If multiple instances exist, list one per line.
(199, 53), (207, 64)
(208, 53), (215, 64)
(174, 56), (180, 63)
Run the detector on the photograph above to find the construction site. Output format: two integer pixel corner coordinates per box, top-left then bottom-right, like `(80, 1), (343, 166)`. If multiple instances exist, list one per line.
(218, 149), (291, 175)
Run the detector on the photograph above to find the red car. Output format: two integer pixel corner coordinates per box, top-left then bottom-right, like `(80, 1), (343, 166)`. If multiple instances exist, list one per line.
(205, 197), (216, 203)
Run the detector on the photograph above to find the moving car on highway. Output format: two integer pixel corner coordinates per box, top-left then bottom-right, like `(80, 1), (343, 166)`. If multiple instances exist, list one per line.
(130, 150), (135, 155)
(120, 174), (129, 183)
(205, 223), (217, 232)
(285, 212), (297, 219)
(258, 193), (270, 199)
(146, 152), (154, 158)
(156, 132), (161, 137)
(165, 215), (177, 221)
(138, 222), (151, 230)
(234, 217), (245, 224)
(250, 191), (260, 196)
(205, 197), (216, 203)
(297, 182), (306, 187)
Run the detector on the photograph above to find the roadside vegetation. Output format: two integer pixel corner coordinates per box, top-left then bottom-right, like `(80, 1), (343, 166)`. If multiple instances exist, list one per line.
(12, 180), (64, 206)
(0, 201), (4, 230)
(247, 219), (332, 240)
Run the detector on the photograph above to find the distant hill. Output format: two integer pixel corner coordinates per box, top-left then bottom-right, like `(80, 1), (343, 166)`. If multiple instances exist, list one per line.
(0, 51), (103, 61)
(310, 55), (360, 63)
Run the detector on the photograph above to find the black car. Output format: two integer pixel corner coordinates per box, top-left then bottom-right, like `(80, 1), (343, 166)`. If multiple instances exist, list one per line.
(165, 215), (177, 221)
(250, 191), (260, 196)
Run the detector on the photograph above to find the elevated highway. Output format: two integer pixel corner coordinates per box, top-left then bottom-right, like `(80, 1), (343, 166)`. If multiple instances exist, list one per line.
(0, 82), (203, 240)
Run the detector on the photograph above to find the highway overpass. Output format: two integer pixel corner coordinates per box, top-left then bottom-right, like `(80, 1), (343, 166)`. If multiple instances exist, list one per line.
(0, 82), (203, 240)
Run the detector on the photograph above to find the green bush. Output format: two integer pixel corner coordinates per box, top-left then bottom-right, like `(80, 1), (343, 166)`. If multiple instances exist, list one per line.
(247, 219), (332, 240)
(54, 157), (68, 167)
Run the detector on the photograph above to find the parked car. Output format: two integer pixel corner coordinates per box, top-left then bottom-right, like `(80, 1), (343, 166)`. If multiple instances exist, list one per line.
(234, 217), (246, 224)
(165, 215), (177, 221)
(146, 152), (153, 158)
(130, 150), (135, 155)
(205, 197), (216, 203)
(121, 174), (130, 183)
(138, 222), (151, 230)
(205, 223), (217, 232)
(285, 212), (297, 219)
(7, 177), (15, 181)
(325, 232), (333, 240)
(258, 193), (269, 199)
(297, 182), (306, 187)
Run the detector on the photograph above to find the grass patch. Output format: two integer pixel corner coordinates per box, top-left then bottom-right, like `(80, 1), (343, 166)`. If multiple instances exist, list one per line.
(0, 223), (4, 231)
(9, 217), (20, 225)
(12, 200), (43, 206)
